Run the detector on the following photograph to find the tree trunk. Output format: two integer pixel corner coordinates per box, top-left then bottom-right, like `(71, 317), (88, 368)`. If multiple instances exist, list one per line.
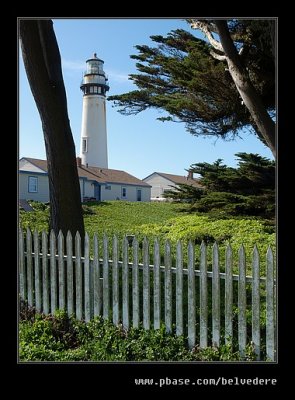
(19, 20), (85, 238)
(215, 20), (276, 158)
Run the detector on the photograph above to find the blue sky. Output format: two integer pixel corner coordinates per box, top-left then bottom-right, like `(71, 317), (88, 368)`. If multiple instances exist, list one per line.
(19, 18), (274, 179)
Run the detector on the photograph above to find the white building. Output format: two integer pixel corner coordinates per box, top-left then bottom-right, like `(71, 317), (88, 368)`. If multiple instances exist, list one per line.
(143, 171), (201, 200)
(19, 157), (151, 203)
(80, 53), (109, 168)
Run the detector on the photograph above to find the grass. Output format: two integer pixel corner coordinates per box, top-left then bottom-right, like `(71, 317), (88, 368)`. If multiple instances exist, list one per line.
(20, 200), (275, 275)
(83, 201), (188, 235)
(20, 200), (187, 234)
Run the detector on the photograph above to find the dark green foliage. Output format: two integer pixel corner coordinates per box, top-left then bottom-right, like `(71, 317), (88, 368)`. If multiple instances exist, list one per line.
(163, 184), (203, 203)
(193, 192), (274, 217)
(28, 200), (50, 211)
(166, 153), (275, 218)
(19, 309), (257, 362)
(191, 153), (275, 195)
(108, 22), (275, 144)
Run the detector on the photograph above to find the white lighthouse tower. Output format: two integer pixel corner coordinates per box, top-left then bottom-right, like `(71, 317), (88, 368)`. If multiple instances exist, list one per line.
(79, 53), (109, 168)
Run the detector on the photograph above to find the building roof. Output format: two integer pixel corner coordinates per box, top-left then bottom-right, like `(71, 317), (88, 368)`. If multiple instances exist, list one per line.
(21, 158), (151, 187)
(22, 158), (48, 173)
(144, 171), (202, 188)
(79, 165), (151, 187)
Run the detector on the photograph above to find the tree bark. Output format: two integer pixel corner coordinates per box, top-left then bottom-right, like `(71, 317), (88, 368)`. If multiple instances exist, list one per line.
(214, 20), (276, 158)
(19, 19), (85, 238)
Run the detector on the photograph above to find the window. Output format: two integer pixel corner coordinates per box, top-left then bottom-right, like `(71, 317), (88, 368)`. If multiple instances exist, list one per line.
(90, 66), (98, 74)
(122, 187), (127, 198)
(137, 189), (142, 202)
(105, 184), (111, 190)
(90, 86), (94, 93)
(98, 87), (101, 94)
(28, 176), (38, 193)
(82, 138), (88, 152)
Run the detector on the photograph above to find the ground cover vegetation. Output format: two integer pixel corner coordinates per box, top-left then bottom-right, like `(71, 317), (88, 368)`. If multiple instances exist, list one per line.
(19, 303), (257, 362)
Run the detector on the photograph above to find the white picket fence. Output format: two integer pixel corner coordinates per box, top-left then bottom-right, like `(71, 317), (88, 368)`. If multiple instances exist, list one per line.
(18, 228), (276, 361)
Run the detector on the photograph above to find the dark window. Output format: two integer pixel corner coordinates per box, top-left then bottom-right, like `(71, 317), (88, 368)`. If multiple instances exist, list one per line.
(82, 138), (88, 152)
(122, 187), (127, 198)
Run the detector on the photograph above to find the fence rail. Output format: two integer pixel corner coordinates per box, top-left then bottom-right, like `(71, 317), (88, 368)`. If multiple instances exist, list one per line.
(19, 228), (276, 361)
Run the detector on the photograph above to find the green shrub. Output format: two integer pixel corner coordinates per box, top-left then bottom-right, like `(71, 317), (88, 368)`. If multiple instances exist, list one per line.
(19, 311), (257, 362)
(28, 200), (50, 211)
(138, 215), (275, 275)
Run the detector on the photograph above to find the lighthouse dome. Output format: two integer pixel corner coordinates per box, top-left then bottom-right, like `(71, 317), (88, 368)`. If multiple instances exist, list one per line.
(86, 53), (104, 75)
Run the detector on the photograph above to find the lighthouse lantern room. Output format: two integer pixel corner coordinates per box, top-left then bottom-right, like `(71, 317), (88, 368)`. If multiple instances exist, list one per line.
(79, 53), (109, 168)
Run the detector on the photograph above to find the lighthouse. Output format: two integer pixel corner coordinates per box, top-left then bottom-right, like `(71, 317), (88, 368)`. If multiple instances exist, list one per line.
(79, 53), (109, 168)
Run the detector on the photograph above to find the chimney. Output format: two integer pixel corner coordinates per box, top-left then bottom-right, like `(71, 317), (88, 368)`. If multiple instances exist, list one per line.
(76, 157), (82, 167)
(187, 170), (193, 180)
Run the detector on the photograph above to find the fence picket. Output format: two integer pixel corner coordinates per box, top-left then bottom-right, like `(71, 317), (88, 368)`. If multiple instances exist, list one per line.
(112, 235), (119, 325)
(132, 237), (139, 328)
(75, 232), (83, 320)
(50, 230), (57, 313)
(143, 237), (150, 330)
(176, 240), (183, 336)
(58, 231), (66, 311)
(84, 233), (91, 322)
(252, 245), (260, 360)
(238, 245), (247, 358)
(165, 240), (172, 333)
(188, 241), (196, 349)
(153, 238), (161, 330)
(266, 246), (275, 361)
(34, 230), (41, 312)
(26, 228), (33, 307)
(89, 244), (94, 321)
(200, 241), (208, 348)
(103, 234), (109, 320)
(93, 234), (101, 317)
(122, 236), (129, 330)
(66, 232), (74, 316)
(42, 231), (49, 314)
(19, 228), (26, 301)
(225, 244), (233, 346)
(212, 242), (220, 347)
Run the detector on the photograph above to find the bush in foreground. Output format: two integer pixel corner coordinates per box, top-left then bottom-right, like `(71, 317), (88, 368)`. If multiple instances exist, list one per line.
(19, 308), (256, 362)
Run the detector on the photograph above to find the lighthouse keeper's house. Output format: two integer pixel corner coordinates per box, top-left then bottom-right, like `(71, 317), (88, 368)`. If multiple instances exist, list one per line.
(19, 157), (151, 203)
